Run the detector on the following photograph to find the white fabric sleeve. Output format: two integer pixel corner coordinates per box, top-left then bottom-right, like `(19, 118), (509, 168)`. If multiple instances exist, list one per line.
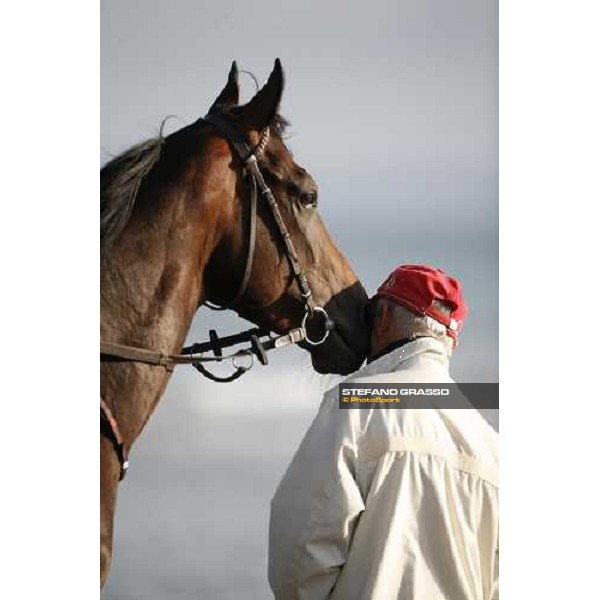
(491, 543), (499, 600)
(268, 394), (365, 600)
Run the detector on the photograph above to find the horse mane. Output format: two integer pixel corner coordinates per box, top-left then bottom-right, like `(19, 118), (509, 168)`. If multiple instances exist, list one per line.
(100, 132), (165, 250)
(100, 113), (288, 250)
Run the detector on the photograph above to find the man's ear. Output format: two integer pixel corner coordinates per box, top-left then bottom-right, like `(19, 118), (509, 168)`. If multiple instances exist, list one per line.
(235, 58), (284, 131)
(373, 299), (394, 341)
(208, 61), (240, 113)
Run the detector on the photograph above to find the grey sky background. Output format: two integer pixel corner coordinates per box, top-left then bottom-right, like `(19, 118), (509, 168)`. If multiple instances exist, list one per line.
(101, 1), (498, 597)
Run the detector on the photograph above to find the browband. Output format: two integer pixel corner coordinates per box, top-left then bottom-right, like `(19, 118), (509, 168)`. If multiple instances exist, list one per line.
(202, 112), (254, 163)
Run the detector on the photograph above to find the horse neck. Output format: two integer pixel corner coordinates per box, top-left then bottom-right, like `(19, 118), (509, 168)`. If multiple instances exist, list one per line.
(100, 175), (226, 445)
(102, 203), (208, 343)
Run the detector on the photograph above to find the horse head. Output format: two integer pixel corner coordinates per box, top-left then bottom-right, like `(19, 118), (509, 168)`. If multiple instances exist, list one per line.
(202, 60), (369, 374)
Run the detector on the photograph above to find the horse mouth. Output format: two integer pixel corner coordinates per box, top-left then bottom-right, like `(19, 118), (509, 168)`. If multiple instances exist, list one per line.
(237, 282), (369, 376)
(302, 322), (366, 375)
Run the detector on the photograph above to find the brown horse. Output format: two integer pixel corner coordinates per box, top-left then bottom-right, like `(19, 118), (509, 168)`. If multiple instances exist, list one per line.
(100, 59), (369, 586)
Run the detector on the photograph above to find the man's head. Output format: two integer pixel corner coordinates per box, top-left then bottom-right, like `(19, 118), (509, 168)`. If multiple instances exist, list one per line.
(367, 265), (468, 359)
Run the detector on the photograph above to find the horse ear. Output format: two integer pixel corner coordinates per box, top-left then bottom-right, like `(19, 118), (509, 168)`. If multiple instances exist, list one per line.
(209, 61), (240, 113)
(237, 58), (284, 131)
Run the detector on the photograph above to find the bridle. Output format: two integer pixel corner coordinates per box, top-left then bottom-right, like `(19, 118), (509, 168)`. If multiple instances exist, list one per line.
(200, 111), (331, 341)
(100, 111), (334, 479)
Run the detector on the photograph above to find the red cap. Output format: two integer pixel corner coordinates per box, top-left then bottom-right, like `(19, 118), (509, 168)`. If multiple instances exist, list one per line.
(375, 264), (468, 342)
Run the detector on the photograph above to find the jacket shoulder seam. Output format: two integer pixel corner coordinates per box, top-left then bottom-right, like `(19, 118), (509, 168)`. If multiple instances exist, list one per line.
(361, 437), (499, 488)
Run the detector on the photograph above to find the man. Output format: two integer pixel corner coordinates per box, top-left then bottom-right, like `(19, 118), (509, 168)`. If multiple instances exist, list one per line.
(269, 265), (499, 600)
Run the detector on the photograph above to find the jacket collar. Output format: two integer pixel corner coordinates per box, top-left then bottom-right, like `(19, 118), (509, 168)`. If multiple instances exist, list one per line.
(351, 336), (449, 380)
(367, 337), (415, 364)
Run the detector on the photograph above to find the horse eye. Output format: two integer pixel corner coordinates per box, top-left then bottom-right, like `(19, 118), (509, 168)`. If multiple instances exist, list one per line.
(300, 190), (318, 209)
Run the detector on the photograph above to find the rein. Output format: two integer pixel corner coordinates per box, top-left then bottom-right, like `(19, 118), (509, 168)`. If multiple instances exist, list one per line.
(100, 112), (334, 479)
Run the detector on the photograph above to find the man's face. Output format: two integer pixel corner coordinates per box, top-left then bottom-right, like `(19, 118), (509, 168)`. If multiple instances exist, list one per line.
(364, 297), (392, 356)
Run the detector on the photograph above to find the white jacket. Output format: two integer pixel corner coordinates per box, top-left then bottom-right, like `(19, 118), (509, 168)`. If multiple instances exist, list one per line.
(269, 337), (499, 600)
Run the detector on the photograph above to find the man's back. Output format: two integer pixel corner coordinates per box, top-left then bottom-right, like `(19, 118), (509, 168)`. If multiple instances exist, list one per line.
(330, 404), (499, 599)
(269, 338), (499, 600)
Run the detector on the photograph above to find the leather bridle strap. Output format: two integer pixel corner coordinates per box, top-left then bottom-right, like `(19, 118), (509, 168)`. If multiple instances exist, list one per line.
(204, 171), (257, 311)
(101, 340), (254, 371)
(203, 112), (254, 161)
(245, 156), (316, 313)
(100, 398), (129, 481)
(202, 113), (259, 310)
(202, 113), (316, 315)
(100, 341), (175, 371)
